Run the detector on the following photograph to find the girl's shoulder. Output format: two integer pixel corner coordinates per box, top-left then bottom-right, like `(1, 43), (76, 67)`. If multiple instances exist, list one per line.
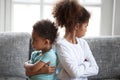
(77, 37), (88, 44)
(56, 37), (66, 45)
(56, 37), (88, 46)
(76, 37), (89, 48)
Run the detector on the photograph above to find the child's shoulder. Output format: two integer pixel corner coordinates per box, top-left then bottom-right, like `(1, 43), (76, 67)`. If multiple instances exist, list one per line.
(32, 50), (41, 54)
(45, 49), (55, 55)
(31, 50), (42, 57)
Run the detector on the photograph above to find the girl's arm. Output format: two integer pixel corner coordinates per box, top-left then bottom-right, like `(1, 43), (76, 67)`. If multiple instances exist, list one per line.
(81, 40), (99, 77)
(56, 41), (98, 78)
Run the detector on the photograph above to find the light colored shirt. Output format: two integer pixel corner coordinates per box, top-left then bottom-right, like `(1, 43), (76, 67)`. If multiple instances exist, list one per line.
(29, 49), (57, 80)
(56, 37), (99, 80)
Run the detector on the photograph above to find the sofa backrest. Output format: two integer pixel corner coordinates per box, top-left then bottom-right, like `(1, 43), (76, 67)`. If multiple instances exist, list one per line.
(0, 32), (31, 80)
(85, 36), (120, 79)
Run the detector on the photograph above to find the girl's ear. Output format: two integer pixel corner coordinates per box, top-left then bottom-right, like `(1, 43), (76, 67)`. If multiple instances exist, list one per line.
(75, 23), (80, 30)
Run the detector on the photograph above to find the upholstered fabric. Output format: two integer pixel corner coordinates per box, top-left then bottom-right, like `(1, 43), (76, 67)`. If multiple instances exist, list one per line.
(88, 78), (120, 80)
(85, 36), (120, 80)
(0, 32), (120, 80)
(0, 77), (26, 80)
(0, 32), (31, 79)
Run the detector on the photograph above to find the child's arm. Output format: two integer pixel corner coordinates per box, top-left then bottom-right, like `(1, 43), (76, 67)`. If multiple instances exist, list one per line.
(24, 60), (47, 72)
(24, 61), (56, 76)
(25, 64), (56, 76)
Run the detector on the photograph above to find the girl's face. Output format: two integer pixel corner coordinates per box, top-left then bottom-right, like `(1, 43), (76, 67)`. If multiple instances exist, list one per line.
(31, 31), (46, 51)
(75, 22), (88, 38)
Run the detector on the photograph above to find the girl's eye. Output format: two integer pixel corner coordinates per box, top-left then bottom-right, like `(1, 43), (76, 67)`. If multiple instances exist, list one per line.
(85, 25), (87, 28)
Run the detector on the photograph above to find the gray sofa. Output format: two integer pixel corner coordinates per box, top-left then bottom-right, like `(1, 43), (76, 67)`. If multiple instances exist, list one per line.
(86, 36), (120, 80)
(0, 32), (31, 80)
(0, 32), (120, 80)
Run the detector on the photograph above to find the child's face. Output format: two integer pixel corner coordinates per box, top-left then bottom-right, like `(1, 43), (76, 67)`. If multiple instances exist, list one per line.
(31, 31), (46, 51)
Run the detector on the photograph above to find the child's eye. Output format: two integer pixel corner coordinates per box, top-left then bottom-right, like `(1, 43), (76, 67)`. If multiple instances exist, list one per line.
(34, 39), (37, 42)
(32, 38), (37, 42)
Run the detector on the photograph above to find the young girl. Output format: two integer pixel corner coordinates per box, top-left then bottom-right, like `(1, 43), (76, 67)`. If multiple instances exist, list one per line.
(24, 20), (58, 80)
(52, 0), (99, 80)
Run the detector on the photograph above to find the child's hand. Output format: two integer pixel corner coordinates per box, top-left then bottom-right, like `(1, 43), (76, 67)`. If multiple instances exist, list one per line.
(24, 60), (33, 71)
(40, 62), (56, 74)
(24, 61), (29, 68)
(25, 62), (56, 76)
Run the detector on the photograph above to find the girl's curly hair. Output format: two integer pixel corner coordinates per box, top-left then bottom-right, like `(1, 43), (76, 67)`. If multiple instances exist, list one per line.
(52, 0), (90, 32)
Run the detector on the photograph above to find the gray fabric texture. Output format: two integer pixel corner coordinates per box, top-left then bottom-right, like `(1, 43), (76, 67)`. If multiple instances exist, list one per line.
(0, 77), (26, 80)
(0, 32), (31, 79)
(85, 36), (120, 79)
(0, 32), (120, 80)
(88, 78), (120, 80)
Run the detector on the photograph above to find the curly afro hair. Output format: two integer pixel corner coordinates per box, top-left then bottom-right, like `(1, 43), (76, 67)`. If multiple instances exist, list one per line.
(33, 19), (58, 44)
(52, 0), (90, 32)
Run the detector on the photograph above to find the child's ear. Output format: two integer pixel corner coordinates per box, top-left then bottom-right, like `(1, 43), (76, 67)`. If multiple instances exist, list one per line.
(44, 39), (50, 45)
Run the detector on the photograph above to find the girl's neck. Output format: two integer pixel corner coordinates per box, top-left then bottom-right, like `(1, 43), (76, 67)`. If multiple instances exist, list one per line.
(64, 31), (77, 44)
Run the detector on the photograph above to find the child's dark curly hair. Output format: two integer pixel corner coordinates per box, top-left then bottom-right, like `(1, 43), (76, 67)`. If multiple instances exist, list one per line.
(52, 0), (90, 32)
(33, 20), (58, 44)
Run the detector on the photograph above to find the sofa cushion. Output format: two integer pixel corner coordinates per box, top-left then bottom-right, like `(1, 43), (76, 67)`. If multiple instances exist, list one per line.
(85, 36), (120, 79)
(0, 77), (26, 80)
(102, 79), (120, 80)
(0, 32), (31, 78)
(88, 78), (120, 80)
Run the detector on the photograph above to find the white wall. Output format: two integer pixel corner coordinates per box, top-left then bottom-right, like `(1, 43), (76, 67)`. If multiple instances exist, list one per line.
(100, 0), (113, 36)
(5, 0), (12, 31)
(112, 0), (120, 35)
(0, 0), (12, 32)
(0, 0), (5, 31)
(100, 0), (120, 36)
(0, 0), (120, 36)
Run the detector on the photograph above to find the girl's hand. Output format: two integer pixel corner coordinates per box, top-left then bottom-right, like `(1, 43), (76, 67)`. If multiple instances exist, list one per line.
(84, 59), (88, 61)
